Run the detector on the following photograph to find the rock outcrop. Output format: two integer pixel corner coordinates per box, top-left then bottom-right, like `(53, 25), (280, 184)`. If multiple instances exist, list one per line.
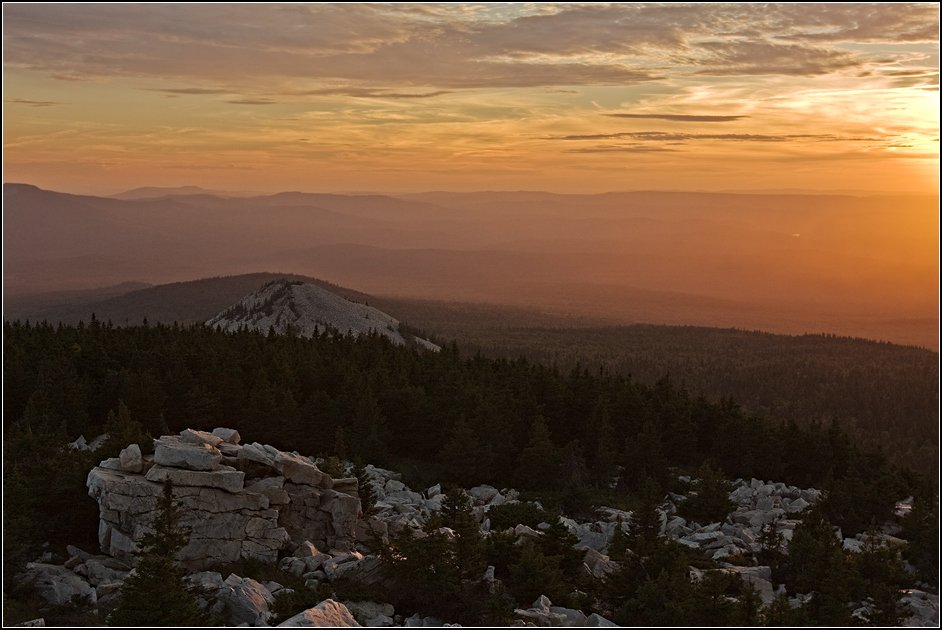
(86, 429), (360, 569)
(277, 599), (361, 627)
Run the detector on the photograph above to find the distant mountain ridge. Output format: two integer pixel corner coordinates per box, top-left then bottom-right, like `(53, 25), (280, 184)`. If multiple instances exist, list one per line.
(207, 280), (440, 351)
(112, 185), (253, 199)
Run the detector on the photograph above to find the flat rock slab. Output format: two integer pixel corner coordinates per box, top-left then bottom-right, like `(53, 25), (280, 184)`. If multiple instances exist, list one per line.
(145, 464), (245, 493)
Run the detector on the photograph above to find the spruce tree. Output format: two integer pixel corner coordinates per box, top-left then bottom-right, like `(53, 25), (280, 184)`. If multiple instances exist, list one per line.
(353, 458), (377, 517)
(441, 487), (486, 582)
(108, 481), (211, 626)
(514, 416), (558, 490)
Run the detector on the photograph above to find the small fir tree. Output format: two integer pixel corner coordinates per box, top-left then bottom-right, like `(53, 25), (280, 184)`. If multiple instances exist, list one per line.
(108, 481), (211, 626)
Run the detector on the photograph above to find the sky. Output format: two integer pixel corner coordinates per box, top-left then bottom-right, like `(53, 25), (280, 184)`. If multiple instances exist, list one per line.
(2, 2), (939, 195)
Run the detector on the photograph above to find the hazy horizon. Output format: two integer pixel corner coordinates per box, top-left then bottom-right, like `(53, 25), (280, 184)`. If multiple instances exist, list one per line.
(3, 3), (939, 349)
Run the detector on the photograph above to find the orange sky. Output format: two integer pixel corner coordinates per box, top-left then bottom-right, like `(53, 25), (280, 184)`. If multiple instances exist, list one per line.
(3, 3), (939, 195)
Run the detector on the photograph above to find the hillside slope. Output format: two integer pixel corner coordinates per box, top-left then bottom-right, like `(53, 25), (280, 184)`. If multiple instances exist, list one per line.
(207, 280), (439, 350)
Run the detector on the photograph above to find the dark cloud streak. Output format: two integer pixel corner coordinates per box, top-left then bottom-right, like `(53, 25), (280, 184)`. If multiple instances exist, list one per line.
(4, 98), (64, 107)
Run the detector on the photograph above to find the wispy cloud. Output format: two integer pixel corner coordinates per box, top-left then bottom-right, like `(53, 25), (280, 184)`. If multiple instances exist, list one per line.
(289, 87), (454, 99)
(225, 99), (278, 105)
(7, 3), (931, 87)
(608, 113), (747, 122)
(5, 98), (64, 107)
(146, 87), (231, 95)
(548, 132), (878, 143)
(567, 144), (679, 153)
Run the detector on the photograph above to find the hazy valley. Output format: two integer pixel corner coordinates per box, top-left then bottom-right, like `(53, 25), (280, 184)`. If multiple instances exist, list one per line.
(6, 184), (937, 349)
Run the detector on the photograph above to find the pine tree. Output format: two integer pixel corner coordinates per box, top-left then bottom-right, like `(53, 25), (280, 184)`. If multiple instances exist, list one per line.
(631, 477), (663, 554)
(622, 421), (667, 491)
(108, 481), (211, 626)
(353, 459), (377, 517)
(514, 416), (558, 490)
(441, 487), (486, 582)
(679, 462), (734, 525)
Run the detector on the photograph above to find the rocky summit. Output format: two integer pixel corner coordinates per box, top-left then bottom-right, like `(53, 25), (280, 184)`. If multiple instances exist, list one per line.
(86, 428), (360, 569)
(206, 280), (440, 350)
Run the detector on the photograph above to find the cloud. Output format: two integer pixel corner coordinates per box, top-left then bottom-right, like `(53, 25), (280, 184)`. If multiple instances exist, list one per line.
(225, 99), (278, 105)
(689, 40), (860, 76)
(548, 132), (878, 143)
(290, 87), (453, 99)
(6, 3), (931, 89)
(608, 113), (747, 122)
(567, 144), (679, 154)
(4, 98), (64, 107)
(147, 87), (231, 95)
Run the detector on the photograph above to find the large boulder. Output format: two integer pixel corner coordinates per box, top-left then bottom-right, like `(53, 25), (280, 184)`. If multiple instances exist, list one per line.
(583, 548), (617, 579)
(153, 436), (222, 471)
(344, 601), (395, 626)
(212, 427), (241, 444)
(275, 451), (333, 488)
(17, 563), (97, 607)
(119, 444), (144, 473)
(218, 574), (274, 626)
(278, 599), (361, 627)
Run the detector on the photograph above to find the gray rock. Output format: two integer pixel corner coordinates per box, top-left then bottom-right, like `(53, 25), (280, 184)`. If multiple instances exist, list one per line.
(145, 464), (245, 493)
(99, 457), (123, 471)
(275, 451), (333, 488)
(305, 554), (332, 573)
(333, 478), (359, 496)
(330, 555), (384, 585)
(154, 436), (222, 471)
(119, 444), (143, 473)
(901, 589), (939, 627)
(88, 433), (110, 451)
(181, 428), (224, 447)
(69, 435), (88, 450)
(514, 524), (543, 541)
(188, 570), (225, 592)
(755, 496), (774, 512)
(212, 427), (242, 444)
(88, 431), (359, 569)
(582, 548), (618, 579)
(280, 557), (307, 577)
(364, 615), (394, 627)
(278, 599), (361, 626)
(384, 479), (406, 493)
(345, 601), (395, 626)
(18, 563), (97, 607)
(13, 618), (46, 627)
(586, 613), (618, 627)
(219, 442), (242, 457)
(403, 614), (446, 627)
(245, 476), (290, 504)
(468, 485), (500, 504)
(83, 558), (127, 586)
(218, 574), (274, 626)
(787, 497), (810, 513)
(550, 606), (588, 626)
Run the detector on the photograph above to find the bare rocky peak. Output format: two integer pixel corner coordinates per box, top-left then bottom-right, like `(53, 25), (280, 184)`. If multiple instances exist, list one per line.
(207, 280), (439, 351)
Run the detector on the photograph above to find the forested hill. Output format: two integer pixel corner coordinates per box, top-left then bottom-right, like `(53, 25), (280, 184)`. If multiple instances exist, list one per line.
(375, 309), (939, 476)
(5, 272), (938, 475)
(5, 320), (927, 536)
